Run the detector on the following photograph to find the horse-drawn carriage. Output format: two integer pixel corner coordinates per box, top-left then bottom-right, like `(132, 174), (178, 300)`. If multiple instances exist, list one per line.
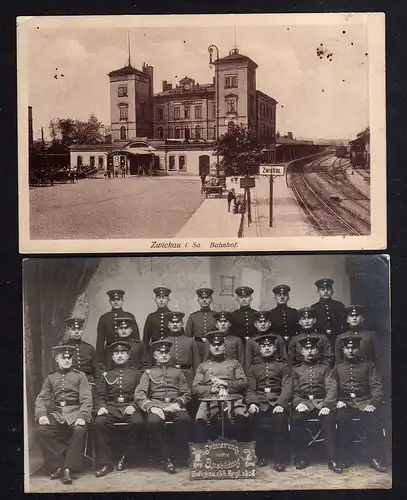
(201, 165), (227, 198)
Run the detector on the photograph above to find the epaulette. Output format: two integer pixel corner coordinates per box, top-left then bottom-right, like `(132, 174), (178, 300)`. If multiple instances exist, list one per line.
(129, 365), (139, 370)
(72, 368), (82, 373)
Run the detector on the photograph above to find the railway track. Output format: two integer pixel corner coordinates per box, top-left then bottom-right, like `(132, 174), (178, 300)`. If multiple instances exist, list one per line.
(289, 154), (371, 236)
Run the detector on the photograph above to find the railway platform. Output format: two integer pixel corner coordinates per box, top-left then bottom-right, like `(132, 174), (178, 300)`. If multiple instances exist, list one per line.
(244, 171), (318, 238)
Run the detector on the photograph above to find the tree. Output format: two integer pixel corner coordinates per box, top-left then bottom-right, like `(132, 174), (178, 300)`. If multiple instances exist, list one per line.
(213, 124), (265, 176)
(48, 114), (107, 152)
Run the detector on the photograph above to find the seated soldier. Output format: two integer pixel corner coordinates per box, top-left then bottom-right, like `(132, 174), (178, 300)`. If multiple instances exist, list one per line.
(62, 316), (101, 396)
(193, 331), (248, 443)
(334, 336), (387, 473)
(335, 305), (381, 369)
(246, 334), (292, 471)
(35, 345), (92, 485)
(291, 336), (343, 473)
(135, 340), (193, 474)
(245, 311), (287, 373)
(114, 316), (149, 371)
(288, 307), (333, 367)
(93, 341), (145, 477)
(203, 311), (244, 364)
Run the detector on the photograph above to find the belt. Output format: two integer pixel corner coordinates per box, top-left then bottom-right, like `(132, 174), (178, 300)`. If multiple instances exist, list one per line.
(301, 393), (325, 399)
(155, 397), (176, 403)
(339, 390), (370, 399)
(54, 400), (79, 408)
(107, 396), (134, 403)
(172, 364), (192, 370)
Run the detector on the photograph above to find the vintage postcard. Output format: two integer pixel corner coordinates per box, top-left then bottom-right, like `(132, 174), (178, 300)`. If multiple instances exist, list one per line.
(18, 13), (386, 253)
(24, 254), (391, 492)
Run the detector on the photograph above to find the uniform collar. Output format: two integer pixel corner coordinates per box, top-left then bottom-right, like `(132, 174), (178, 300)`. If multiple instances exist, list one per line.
(65, 339), (82, 344)
(200, 307), (212, 312)
(276, 304), (289, 309)
(157, 307), (170, 312)
(111, 307), (124, 312)
(57, 367), (72, 374)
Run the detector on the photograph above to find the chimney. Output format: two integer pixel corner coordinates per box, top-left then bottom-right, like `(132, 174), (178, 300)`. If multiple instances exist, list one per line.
(28, 106), (33, 150)
(162, 80), (168, 92)
(146, 65), (154, 97)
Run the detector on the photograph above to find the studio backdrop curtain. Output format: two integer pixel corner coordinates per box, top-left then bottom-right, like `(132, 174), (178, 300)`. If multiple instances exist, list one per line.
(23, 258), (100, 421)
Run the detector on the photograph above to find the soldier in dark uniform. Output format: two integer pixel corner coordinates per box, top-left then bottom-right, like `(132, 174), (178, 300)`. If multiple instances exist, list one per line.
(311, 278), (345, 349)
(246, 334), (292, 471)
(335, 305), (381, 369)
(334, 336), (387, 472)
(230, 286), (258, 341)
(291, 336), (343, 473)
(268, 284), (299, 344)
(164, 311), (201, 388)
(185, 288), (217, 358)
(93, 341), (145, 477)
(245, 311), (287, 373)
(288, 307), (333, 367)
(193, 331), (248, 443)
(203, 311), (244, 364)
(96, 290), (139, 368)
(135, 339), (193, 474)
(143, 287), (172, 349)
(62, 316), (100, 395)
(114, 316), (149, 371)
(35, 345), (92, 484)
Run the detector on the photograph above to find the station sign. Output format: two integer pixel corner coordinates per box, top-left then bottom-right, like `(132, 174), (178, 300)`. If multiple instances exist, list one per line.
(259, 164), (285, 176)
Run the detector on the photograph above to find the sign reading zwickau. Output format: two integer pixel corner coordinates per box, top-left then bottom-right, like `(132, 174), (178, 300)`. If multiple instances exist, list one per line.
(260, 164), (285, 176)
(189, 439), (256, 480)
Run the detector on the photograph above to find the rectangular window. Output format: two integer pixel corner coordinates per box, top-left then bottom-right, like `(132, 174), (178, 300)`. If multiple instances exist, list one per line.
(119, 106), (128, 120)
(156, 108), (164, 121)
(117, 85), (128, 97)
(169, 156), (176, 170)
(184, 106), (190, 119)
(195, 106), (202, 119)
(77, 156), (83, 167)
(174, 107), (180, 119)
(227, 100), (236, 113)
(98, 156), (104, 168)
(89, 156), (95, 167)
(179, 155), (186, 171)
(225, 75), (238, 88)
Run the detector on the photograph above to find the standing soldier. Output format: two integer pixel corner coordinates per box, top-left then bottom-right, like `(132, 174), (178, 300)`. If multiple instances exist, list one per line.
(143, 287), (172, 349)
(135, 339), (193, 474)
(96, 289), (139, 369)
(268, 284), (299, 344)
(288, 307), (333, 367)
(35, 345), (92, 485)
(185, 288), (217, 359)
(193, 331), (248, 443)
(334, 336), (387, 472)
(335, 305), (381, 368)
(164, 311), (201, 388)
(311, 278), (345, 349)
(245, 311), (287, 373)
(230, 286), (258, 342)
(93, 341), (145, 477)
(291, 337), (343, 473)
(203, 311), (244, 364)
(62, 316), (100, 396)
(114, 316), (149, 371)
(246, 334), (292, 471)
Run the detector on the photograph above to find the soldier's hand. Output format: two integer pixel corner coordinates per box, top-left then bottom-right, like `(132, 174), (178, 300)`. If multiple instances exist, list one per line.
(210, 386), (219, 393)
(38, 416), (50, 426)
(74, 418), (86, 426)
(336, 401), (347, 409)
(124, 405), (136, 415)
(165, 403), (181, 413)
(295, 403), (308, 413)
(150, 407), (166, 420)
(363, 405), (376, 412)
(273, 405), (284, 414)
(319, 407), (330, 416)
(248, 404), (259, 414)
(97, 407), (108, 416)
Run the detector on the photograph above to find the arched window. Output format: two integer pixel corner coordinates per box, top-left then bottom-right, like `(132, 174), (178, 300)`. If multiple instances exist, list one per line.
(185, 126), (190, 139)
(228, 121), (235, 132)
(167, 127), (173, 139)
(120, 126), (127, 140)
(174, 126), (180, 139)
(157, 127), (163, 139)
(195, 125), (201, 139)
(179, 155), (186, 171)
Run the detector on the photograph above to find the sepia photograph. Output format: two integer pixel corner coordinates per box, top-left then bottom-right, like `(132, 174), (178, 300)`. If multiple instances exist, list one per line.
(18, 13), (386, 253)
(24, 254), (391, 492)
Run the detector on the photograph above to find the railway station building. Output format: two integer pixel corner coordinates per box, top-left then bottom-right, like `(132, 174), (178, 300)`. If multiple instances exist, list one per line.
(69, 48), (277, 176)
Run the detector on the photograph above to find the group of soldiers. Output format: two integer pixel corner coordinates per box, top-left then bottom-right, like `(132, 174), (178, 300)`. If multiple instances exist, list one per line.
(35, 279), (388, 484)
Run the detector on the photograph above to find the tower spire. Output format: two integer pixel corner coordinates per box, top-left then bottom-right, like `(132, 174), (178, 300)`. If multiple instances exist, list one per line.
(127, 32), (131, 66)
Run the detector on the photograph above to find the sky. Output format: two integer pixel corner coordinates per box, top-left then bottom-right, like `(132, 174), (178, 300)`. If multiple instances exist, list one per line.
(25, 17), (370, 141)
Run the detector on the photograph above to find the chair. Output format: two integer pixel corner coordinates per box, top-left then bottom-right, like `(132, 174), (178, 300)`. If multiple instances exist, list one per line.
(305, 418), (325, 448)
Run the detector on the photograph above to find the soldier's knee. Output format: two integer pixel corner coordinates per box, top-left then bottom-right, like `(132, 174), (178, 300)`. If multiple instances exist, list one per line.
(93, 416), (107, 427)
(73, 425), (87, 435)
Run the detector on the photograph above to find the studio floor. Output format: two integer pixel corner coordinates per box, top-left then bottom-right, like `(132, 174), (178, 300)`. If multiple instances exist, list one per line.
(27, 462), (391, 493)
